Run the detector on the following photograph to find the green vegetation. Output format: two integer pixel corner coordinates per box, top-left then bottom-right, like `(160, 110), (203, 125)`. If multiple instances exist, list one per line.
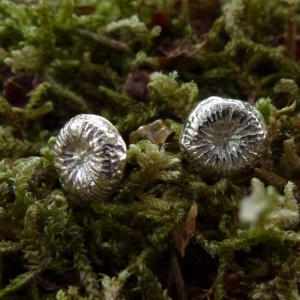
(0, 0), (300, 299)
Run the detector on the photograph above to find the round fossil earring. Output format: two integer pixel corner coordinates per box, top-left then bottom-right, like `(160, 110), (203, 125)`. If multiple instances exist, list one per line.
(54, 114), (126, 202)
(180, 96), (268, 173)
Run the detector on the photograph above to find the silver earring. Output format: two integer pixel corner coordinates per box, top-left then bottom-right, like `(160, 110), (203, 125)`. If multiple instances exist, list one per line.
(180, 96), (267, 173)
(54, 114), (126, 202)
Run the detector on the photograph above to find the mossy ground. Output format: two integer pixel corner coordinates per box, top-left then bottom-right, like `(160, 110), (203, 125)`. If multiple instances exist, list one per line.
(0, 0), (300, 299)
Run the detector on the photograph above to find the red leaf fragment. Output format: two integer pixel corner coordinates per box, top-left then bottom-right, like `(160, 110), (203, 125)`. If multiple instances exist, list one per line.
(124, 70), (150, 102)
(2, 74), (42, 108)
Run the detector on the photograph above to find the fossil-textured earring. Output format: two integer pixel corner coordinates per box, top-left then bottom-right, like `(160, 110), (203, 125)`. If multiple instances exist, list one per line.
(54, 114), (126, 202)
(180, 96), (267, 173)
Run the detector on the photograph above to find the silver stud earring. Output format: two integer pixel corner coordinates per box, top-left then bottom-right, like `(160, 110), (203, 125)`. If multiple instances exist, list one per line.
(180, 96), (268, 173)
(54, 114), (126, 202)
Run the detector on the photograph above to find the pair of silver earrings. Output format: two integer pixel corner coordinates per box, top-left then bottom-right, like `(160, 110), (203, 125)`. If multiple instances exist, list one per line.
(54, 96), (268, 201)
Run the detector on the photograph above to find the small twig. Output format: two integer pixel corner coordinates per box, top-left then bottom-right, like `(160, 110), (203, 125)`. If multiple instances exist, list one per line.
(254, 168), (288, 190)
(168, 242), (188, 300)
(247, 90), (255, 105)
(76, 29), (131, 53)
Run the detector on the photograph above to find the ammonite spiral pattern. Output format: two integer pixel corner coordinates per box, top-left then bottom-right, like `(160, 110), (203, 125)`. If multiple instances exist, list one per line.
(180, 96), (267, 173)
(54, 114), (126, 202)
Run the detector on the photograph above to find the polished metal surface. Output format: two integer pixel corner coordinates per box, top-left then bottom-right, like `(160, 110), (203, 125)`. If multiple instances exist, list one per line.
(54, 114), (126, 202)
(180, 96), (267, 173)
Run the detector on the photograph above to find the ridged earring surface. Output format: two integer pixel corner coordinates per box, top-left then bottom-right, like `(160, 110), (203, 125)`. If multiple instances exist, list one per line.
(180, 96), (268, 173)
(54, 114), (126, 202)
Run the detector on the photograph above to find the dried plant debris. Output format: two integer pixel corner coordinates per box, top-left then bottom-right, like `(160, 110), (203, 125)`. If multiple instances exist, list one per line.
(172, 202), (198, 257)
(1, 0), (300, 299)
(130, 119), (173, 146)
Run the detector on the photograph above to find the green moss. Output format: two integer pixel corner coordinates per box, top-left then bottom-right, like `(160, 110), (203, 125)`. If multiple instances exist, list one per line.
(0, 0), (300, 299)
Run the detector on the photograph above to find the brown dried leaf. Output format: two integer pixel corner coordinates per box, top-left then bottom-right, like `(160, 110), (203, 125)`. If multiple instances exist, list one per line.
(130, 119), (173, 146)
(172, 202), (198, 257)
